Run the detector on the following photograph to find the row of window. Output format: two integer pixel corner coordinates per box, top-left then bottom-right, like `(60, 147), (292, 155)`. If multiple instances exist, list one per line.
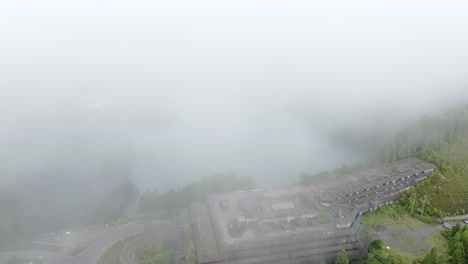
(337, 169), (432, 200)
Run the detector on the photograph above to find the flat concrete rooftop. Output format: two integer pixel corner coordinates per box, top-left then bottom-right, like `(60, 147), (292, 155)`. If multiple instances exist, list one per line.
(207, 185), (330, 245)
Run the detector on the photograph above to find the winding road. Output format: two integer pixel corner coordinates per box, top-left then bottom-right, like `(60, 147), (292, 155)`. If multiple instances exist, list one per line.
(0, 223), (144, 264)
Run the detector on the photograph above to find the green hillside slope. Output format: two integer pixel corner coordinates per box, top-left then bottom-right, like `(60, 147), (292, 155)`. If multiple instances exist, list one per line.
(380, 104), (468, 216)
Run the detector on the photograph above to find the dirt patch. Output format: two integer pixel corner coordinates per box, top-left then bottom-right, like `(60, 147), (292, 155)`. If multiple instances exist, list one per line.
(363, 206), (448, 261)
(374, 224), (386, 231)
(368, 226), (444, 261)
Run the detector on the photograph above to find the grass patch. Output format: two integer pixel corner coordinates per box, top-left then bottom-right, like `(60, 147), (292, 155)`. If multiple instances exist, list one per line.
(390, 247), (424, 261)
(133, 221), (177, 264)
(315, 213), (331, 224)
(362, 204), (444, 261)
(180, 208), (193, 242)
(191, 203), (219, 258)
(67, 242), (91, 257)
(363, 209), (431, 233)
(121, 236), (145, 264)
(98, 235), (139, 264)
(397, 236), (415, 245)
(424, 232), (449, 254)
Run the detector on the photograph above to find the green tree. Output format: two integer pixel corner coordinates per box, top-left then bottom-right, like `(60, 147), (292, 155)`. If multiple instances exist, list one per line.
(461, 228), (468, 263)
(366, 239), (384, 264)
(369, 239), (384, 253)
(451, 222), (462, 237)
(365, 255), (381, 264)
(450, 242), (465, 264)
(421, 248), (443, 264)
(335, 249), (349, 264)
(386, 253), (405, 264)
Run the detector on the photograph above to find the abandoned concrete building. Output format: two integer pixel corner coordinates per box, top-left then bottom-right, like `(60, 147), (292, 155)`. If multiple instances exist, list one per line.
(190, 157), (436, 264)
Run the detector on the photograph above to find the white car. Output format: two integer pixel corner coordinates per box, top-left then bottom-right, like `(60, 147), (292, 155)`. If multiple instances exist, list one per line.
(463, 219), (468, 224)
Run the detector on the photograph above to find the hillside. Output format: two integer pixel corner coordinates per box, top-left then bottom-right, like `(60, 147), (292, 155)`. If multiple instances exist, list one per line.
(300, 104), (468, 216)
(407, 140), (468, 215)
(381, 105), (468, 216)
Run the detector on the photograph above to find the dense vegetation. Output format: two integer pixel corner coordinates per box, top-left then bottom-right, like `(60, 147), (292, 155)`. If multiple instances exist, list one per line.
(359, 104), (468, 263)
(379, 104), (468, 215)
(130, 220), (180, 264)
(445, 223), (468, 264)
(366, 239), (407, 264)
(299, 105), (468, 263)
(378, 105), (468, 164)
(138, 174), (256, 213)
(135, 240), (173, 264)
(335, 249), (350, 264)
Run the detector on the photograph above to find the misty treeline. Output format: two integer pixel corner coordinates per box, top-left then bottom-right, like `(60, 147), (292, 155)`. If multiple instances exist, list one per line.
(0, 138), (139, 248)
(384, 105), (468, 216)
(378, 104), (468, 169)
(301, 104), (468, 186)
(138, 174), (255, 213)
(299, 104), (468, 217)
(0, 178), (137, 247)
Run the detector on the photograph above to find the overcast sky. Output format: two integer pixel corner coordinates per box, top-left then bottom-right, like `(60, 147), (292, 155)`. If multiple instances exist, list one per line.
(2, 0), (468, 190)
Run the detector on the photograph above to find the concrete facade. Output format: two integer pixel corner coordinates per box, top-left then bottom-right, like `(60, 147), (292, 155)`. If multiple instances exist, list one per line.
(191, 157), (436, 264)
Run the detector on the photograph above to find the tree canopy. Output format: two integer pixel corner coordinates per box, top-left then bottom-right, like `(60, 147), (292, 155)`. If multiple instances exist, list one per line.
(335, 249), (349, 264)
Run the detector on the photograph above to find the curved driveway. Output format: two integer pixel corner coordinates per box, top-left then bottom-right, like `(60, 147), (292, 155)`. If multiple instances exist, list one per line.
(57, 223), (144, 264)
(0, 223), (145, 264)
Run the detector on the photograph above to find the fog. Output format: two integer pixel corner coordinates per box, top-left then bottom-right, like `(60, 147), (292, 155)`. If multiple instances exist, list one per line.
(2, 0), (468, 208)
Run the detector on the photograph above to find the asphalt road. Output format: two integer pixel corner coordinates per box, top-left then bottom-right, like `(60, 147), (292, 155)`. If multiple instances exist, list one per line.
(443, 214), (468, 222)
(59, 223), (144, 264)
(0, 223), (144, 264)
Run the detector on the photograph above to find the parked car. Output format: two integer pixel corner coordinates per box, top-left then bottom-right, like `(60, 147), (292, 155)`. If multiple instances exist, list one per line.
(463, 219), (468, 224)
